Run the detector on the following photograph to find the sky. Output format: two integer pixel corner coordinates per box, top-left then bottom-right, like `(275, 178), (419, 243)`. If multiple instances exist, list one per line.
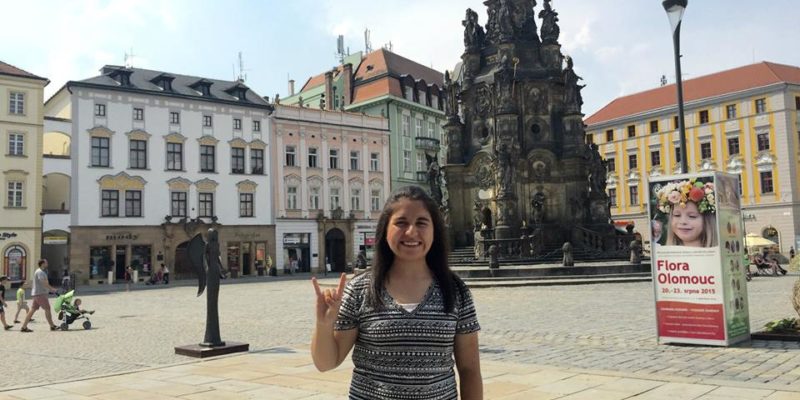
(4, 0), (799, 117)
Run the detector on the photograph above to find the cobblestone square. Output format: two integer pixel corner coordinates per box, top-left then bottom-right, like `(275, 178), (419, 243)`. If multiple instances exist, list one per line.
(2, 274), (800, 392)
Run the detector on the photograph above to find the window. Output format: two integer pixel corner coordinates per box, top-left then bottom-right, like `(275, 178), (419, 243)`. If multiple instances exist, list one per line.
(755, 98), (766, 114)
(726, 104), (737, 119)
(699, 110), (709, 124)
(403, 150), (411, 171)
(203, 115), (213, 127)
(240, 193), (253, 217)
(370, 153), (379, 171)
(309, 187), (320, 209)
(94, 103), (106, 117)
(757, 132), (770, 151)
(200, 145), (215, 172)
(171, 192), (187, 217)
(427, 121), (435, 138)
(253, 120), (261, 132)
(795, 96), (800, 110)
(251, 149), (264, 174)
(650, 150), (661, 166)
(231, 147), (245, 173)
(415, 119), (422, 137)
(129, 139), (147, 169)
(133, 107), (144, 121)
(329, 149), (339, 169)
(125, 190), (142, 217)
(8, 92), (24, 114)
(608, 188), (617, 207)
(417, 152), (425, 172)
(330, 188), (340, 210)
(8, 133), (23, 155)
(402, 115), (411, 136)
(166, 143), (183, 170)
(308, 148), (318, 168)
(673, 116), (679, 130)
(649, 120), (659, 134)
(351, 188), (361, 210)
(286, 186), (298, 209)
(233, 118), (242, 130)
(169, 112), (180, 124)
(606, 157), (615, 172)
(605, 129), (613, 142)
(91, 137), (110, 167)
(198, 193), (214, 217)
(101, 190), (119, 217)
(628, 154), (637, 169)
(4, 245), (26, 281)
(727, 137), (739, 155)
(629, 186), (638, 206)
(350, 151), (360, 170)
(371, 189), (381, 211)
(586, 134), (594, 144)
(627, 125), (635, 138)
(7, 181), (23, 207)
(760, 171), (773, 194)
(675, 147), (682, 164)
(700, 142), (712, 159)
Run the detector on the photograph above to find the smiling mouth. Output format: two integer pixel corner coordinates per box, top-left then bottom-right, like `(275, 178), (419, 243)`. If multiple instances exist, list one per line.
(401, 241), (422, 247)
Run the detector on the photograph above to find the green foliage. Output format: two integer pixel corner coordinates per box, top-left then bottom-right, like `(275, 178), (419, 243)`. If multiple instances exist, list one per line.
(764, 318), (800, 333)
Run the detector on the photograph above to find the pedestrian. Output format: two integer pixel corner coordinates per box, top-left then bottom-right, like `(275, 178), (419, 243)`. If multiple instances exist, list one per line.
(1, 276), (13, 330)
(161, 263), (169, 284)
(790, 246), (795, 260)
(20, 259), (59, 332)
(310, 186), (483, 399)
(14, 281), (30, 323)
(125, 266), (133, 291)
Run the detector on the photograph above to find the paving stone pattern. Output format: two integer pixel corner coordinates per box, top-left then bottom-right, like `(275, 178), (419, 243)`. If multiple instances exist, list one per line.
(1, 274), (799, 391)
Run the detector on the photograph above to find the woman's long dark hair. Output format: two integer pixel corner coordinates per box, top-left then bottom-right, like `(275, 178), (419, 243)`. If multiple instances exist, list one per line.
(367, 185), (457, 313)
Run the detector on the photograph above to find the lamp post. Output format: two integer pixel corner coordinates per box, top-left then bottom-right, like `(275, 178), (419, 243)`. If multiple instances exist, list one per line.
(663, 0), (688, 174)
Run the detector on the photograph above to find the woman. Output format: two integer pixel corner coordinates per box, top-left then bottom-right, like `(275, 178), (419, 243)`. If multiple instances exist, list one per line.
(311, 186), (483, 399)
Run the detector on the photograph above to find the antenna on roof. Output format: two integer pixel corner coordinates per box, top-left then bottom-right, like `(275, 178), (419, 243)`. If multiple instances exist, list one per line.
(236, 51), (248, 83)
(124, 48), (135, 68)
(660, 74), (667, 86)
(383, 41), (393, 52)
(364, 28), (373, 53)
(337, 35), (346, 64)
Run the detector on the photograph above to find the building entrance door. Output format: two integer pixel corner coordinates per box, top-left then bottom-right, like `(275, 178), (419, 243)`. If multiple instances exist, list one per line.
(325, 228), (346, 272)
(115, 247), (126, 280)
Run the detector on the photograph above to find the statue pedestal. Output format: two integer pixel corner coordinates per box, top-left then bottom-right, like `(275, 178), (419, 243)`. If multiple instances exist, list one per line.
(174, 341), (249, 358)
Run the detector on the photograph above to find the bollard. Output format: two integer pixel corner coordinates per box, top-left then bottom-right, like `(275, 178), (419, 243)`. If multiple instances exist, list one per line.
(133, 270), (139, 284)
(107, 270), (114, 285)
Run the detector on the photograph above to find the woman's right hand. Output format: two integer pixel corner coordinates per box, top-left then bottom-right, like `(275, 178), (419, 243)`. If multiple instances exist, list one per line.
(312, 273), (347, 326)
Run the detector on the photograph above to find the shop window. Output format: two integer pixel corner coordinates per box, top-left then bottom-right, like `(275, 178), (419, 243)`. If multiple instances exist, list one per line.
(131, 245), (152, 274)
(4, 245), (26, 281)
(89, 246), (111, 278)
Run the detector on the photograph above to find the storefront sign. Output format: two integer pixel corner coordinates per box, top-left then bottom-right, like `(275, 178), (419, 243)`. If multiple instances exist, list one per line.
(44, 236), (68, 245)
(234, 232), (262, 239)
(648, 172), (749, 346)
(105, 232), (139, 241)
(0, 232), (18, 240)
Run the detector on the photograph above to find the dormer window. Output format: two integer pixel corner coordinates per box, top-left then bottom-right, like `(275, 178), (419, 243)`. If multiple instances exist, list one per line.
(224, 84), (250, 102)
(150, 74), (175, 92)
(107, 68), (133, 87)
(191, 79), (213, 97)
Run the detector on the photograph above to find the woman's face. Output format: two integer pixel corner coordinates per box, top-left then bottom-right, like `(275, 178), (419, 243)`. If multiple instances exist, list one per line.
(386, 199), (434, 264)
(671, 201), (704, 246)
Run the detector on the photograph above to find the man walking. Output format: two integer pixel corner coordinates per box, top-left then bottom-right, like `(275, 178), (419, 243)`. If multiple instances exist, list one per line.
(20, 259), (59, 332)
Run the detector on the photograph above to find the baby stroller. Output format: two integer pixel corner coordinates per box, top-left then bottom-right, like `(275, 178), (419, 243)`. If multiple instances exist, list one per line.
(54, 290), (92, 330)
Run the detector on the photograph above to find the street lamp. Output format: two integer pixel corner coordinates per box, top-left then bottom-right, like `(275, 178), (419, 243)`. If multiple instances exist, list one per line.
(663, 0), (688, 174)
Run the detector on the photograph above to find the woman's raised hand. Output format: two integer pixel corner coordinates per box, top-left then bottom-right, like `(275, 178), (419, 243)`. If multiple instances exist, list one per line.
(312, 273), (347, 326)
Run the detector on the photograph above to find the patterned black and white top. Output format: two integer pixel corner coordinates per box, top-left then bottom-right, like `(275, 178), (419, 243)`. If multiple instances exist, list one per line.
(335, 272), (480, 400)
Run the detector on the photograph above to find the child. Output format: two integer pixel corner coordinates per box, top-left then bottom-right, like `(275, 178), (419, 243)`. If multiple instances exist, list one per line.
(0, 276), (12, 330)
(656, 178), (718, 247)
(62, 298), (94, 325)
(310, 186), (483, 399)
(14, 281), (30, 324)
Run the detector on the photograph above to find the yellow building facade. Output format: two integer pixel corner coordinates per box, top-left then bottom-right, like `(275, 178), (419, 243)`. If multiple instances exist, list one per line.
(0, 61), (48, 283)
(586, 62), (800, 253)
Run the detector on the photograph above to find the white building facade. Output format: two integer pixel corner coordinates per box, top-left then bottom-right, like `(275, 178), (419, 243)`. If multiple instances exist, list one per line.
(45, 66), (275, 283)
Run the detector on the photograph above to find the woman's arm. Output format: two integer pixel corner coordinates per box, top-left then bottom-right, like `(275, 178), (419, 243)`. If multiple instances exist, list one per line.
(310, 274), (358, 371)
(454, 332), (483, 400)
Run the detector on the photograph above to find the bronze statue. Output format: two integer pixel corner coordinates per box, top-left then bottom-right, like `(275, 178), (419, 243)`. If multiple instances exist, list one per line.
(187, 228), (226, 347)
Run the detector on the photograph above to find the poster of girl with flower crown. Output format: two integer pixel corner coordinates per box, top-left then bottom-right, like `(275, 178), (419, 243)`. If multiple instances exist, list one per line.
(648, 172), (749, 346)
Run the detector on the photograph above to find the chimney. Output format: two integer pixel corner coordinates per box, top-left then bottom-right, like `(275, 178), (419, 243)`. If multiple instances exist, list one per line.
(324, 71), (334, 110)
(342, 63), (353, 107)
(288, 79), (295, 96)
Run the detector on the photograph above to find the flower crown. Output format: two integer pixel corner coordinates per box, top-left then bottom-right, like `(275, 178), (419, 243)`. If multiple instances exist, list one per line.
(655, 178), (716, 215)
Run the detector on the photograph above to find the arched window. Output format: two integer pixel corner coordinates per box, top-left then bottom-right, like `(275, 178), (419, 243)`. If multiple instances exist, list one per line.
(4, 245), (27, 281)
